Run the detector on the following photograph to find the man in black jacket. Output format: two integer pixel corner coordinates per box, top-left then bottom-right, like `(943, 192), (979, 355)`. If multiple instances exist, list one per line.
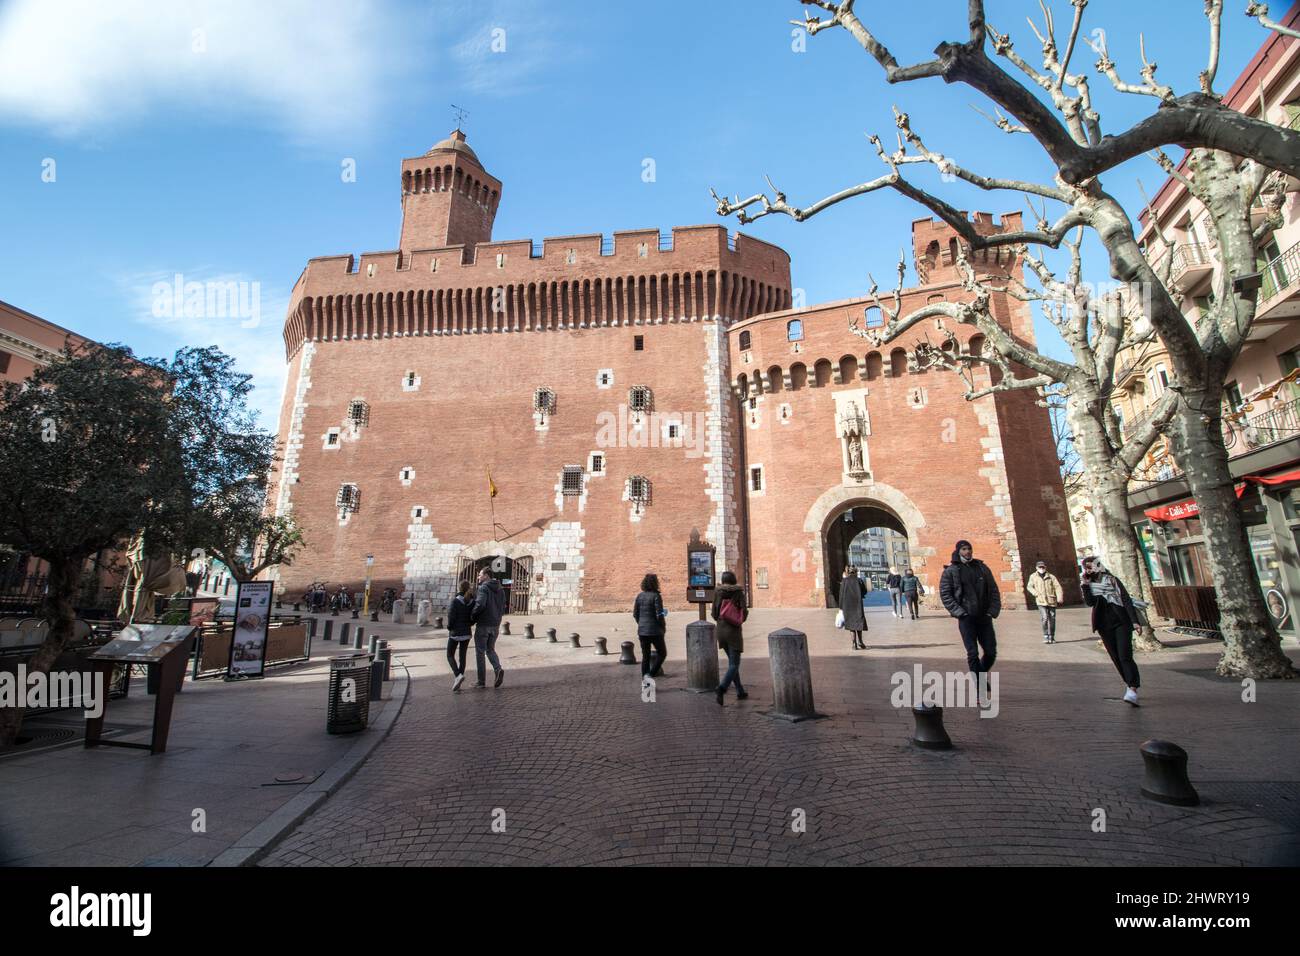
(939, 539), (1001, 684)
(471, 568), (507, 688)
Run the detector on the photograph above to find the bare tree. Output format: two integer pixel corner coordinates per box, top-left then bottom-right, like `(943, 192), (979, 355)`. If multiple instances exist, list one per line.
(714, 0), (1296, 677)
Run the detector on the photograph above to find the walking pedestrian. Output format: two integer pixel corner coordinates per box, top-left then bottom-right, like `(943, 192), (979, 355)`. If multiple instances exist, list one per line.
(446, 580), (474, 691)
(1080, 556), (1142, 706)
(900, 568), (924, 619)
(1026, 560), (1064, 644)
(712, 571), (749, 706)
(471, 567), (506, 688)
(632, 573), (669, 683)
(939, 539), (1001, 692)
(838, 565), (868, 650)
(886, 566), (903, 619)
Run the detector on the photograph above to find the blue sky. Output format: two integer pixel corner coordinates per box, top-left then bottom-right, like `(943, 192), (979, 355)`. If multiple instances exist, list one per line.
(0, 0), (1278, 429)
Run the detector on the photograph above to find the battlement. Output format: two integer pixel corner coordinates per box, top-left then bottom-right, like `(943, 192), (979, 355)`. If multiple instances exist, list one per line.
(911, 212), (1024, 284)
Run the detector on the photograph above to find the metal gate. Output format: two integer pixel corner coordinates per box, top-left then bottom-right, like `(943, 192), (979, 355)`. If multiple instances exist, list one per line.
(456, 555), (532, 614)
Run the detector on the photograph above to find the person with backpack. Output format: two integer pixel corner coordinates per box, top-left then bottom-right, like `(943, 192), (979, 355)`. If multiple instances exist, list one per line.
(712, 571), (749, 706)
(470, 567), (507, 688)
(939, 539), (1001, 688)
(446, 580), (475, 692)
(900, 568), (924, 620)
(838, 564), (868, 650)
(886, 566), (903, 618)
(632, 573), (669, 683)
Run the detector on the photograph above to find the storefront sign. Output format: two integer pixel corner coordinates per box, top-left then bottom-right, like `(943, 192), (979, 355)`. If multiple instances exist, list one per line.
(228, 581), (272, 678)
(1144, 484), (1247, 523)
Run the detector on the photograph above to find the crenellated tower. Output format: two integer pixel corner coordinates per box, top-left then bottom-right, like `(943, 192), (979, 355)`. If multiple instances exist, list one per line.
(399, 129), (501, 254)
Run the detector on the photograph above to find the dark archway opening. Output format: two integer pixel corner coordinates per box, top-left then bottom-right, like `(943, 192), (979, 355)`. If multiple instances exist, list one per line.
(822, 504), (908, 608)
(456, 555), (533, 614)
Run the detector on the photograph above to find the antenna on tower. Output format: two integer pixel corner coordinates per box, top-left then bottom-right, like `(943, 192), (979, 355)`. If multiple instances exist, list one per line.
(451, 104), (469, 132)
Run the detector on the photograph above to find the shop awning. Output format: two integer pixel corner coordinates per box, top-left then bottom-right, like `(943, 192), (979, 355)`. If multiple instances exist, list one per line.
(1144, 484), (1247, 522)
(1244, 467), (1300, 487)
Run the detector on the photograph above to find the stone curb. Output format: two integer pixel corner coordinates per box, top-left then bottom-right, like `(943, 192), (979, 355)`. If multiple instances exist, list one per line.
(207, 659), (412, 868)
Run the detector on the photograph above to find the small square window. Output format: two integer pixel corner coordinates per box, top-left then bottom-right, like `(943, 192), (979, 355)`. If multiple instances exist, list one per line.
(591, 454), (604, 474)
(667, 424), (679, 439)
(562, 466), (584, 496)
(787, 319), (803, 342)
(634, 336), (644, 351)
(750, 467), (763, 492)
(327, 433), (339, 446)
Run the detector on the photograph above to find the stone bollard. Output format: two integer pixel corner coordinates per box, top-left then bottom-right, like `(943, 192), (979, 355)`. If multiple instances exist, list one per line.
(619, 641), (637, 665)
(502, 621), (511, 635)
(686, 620), (719, 693)
(351, 608), (360, 620)
(417, 599), (432, 627)
(594, 637), (608, 656)
(370, 610), (379, 623)
(547, 628), (558, 644)
(524, 623), (535, 640)
(767, 628), (817, 721)
(1139, 740), (1200, 806)
(340, 622), (351, 647)
(323, 619), (334, 643)
(435, 616), (444, 629)
(911, 704), (953, 750)
(569, 632), (581, 648)
(392, 599), (406, 625)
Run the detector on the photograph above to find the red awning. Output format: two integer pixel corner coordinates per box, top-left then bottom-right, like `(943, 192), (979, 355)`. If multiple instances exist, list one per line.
(1244, 468), (1300, 487)
(1144, 483), (1247, 523)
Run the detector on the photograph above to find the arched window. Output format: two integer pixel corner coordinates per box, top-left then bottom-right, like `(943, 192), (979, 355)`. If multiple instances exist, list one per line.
(789, 363), (808, 390)
(890, 348), (908, 377)
(814, 358), (833, 387)
(787, 319), (803, 342)
(863, 306), (883, 329)
(739, 330), (752, 351)
(839, 355), (858, 383)
(766, 366), (783, 393)
(865, 352), (883, 381)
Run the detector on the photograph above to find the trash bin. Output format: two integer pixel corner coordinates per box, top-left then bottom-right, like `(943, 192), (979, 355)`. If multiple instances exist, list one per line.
(326, 652), (372, 734)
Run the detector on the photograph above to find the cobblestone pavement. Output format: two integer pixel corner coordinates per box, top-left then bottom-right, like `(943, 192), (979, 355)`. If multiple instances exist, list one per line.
(264, 606), (1300, 866)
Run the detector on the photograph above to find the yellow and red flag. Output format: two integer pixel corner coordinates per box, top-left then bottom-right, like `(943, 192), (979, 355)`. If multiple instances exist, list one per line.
(487, 469), (498, 498)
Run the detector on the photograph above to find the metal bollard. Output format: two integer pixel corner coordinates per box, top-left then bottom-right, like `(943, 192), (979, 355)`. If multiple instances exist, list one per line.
(331, 606), (339, 617)
(767, 628), (817, 721)
(569, 632), (581, 648)
(323, 619), (334, 643)
(524, 623), (535, 640)
(379, 642), (392, 682)
(648, 649), (660, 674)
(1139, 740), (1199, 806)
(502, 621), (511, 635)
(353, 627), (363, 651)
(307, 618), (318, 639)
(619, 641), (637, 665)
(686, 620), (719, 693)
(547, 628), (558, 644)
(368, 635), (379, 658)
(370, 610), (379, 623)
(369, 658), (385, 701)
(339, 622), (351, 647)
(911, 704), (953, 750)
(351, 608), (359, 620)
(436, 616), (444, 629)
(355, 626), (365, 649)
(594, 637), (608, 656)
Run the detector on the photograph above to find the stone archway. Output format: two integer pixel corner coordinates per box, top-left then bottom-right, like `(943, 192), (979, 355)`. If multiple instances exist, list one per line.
(456, 540), (545, 613)
(802, 482), (930, 608)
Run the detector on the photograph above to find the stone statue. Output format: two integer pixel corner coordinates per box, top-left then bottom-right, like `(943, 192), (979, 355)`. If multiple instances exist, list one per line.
(848, 435), (864, 473)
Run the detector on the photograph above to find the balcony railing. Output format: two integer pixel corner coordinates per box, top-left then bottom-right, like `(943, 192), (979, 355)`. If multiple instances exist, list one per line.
(1260, 240), (1298, 303)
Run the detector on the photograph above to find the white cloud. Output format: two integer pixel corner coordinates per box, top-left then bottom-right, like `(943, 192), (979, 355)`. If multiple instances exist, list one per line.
(117, 268), (290, 434)
(0, 0), (410, 140)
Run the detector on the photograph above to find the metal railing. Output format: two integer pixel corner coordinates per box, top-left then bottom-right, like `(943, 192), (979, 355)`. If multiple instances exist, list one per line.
(1170, 242), (1212, 282)
(1260, 240), (1298, 302)
(600, 236), (614, 256)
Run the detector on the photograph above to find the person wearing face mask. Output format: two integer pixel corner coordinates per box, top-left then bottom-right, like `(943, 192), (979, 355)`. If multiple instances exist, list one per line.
(939, 539), (1001, 686)
(1026, 560), (1064, 644)
(1080, 556), (1142, 706)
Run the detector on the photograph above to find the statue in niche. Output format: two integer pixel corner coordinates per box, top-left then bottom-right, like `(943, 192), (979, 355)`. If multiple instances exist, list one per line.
(837, 399), (870, 479)
(847, 434), (864, 473)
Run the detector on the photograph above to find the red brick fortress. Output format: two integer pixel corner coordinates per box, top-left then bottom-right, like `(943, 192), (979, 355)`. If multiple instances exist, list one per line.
(269, 132), (1075, 612)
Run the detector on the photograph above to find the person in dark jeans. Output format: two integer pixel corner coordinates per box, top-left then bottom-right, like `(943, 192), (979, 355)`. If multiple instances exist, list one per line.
(712, 571), (749, 706)
(938, 539), (1001, 693)
(1081, 556), (1142, 706)
(471, 567), (506, 688)
(445, 580), (474, 691)
(632, 573), (669, 682)
(900, 568), (924, 620)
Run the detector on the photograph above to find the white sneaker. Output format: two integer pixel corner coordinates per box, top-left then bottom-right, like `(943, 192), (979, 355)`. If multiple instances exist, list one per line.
(1123, 688), (1139, 706)
(452, 674), (464, 692)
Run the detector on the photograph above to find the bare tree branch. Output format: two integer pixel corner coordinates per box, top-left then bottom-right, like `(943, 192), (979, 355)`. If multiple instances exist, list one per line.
(1247, 1), (1300, 40)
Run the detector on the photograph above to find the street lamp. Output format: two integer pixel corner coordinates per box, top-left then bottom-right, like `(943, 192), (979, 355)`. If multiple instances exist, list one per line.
(363, 554), (374, 616)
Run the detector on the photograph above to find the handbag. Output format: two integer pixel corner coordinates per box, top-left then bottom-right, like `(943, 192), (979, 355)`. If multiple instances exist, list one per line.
(834, 609), (845, 629)
(720, 597), (744, 627)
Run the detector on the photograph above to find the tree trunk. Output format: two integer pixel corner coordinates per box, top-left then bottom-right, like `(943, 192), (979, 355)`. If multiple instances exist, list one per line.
(1172, 401), (1295, 678)
(1069, 403), (1163, 651)
(0, 555), (79, 748)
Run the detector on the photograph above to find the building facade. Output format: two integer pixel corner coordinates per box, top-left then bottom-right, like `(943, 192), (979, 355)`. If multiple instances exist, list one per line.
(270, 132), (1076, 612)
(1111, 7), (1300, 634)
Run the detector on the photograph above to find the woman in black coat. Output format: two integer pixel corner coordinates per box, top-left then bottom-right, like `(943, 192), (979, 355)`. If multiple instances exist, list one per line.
(632, 573), (668, 681)
(839, 565), (868, 650)
(1080, 556), (1142, 706)
(711, 571), (749, 705)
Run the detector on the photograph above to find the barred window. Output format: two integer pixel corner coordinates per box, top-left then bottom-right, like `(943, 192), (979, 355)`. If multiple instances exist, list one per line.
(590, 453), (604, 475)
(562, 466), (584, 497)
(626, 475), (651, 503)
(628, 385), (653, 413)
(534, 387), (556, 415)
(739, 331), (752, 351)
(336, 483), (361, 514)
(347, 400), (369, 427)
